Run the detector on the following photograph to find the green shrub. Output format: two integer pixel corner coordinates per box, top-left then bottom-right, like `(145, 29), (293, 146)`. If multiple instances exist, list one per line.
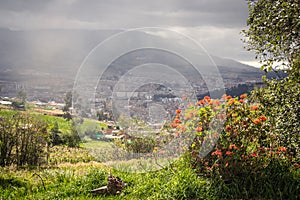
(0, 113), (49, 166)
(252, 60), (300, 158)
(174, 94), (299, 199)
(125, 137), (157, 154)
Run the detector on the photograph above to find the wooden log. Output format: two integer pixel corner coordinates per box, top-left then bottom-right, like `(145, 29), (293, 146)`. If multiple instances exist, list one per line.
(90, 174), (126, 196)
(91, 186), (108, 195)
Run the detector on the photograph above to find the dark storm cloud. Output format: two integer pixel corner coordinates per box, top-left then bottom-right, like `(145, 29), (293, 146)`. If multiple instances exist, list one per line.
(63, 0), (249, 28)
(0, 0), (50, 12)
(0, 0), (248, 29)
(0, 0), (256, 64)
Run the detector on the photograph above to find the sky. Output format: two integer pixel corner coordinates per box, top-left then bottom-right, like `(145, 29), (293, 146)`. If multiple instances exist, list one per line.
(0, 0), (260, 67)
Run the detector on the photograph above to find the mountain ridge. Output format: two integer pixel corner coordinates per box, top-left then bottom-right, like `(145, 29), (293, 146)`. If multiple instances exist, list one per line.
(0, 28), (277, 102)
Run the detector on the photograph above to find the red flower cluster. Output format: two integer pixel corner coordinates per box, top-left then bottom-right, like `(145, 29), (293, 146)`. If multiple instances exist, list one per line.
(211, 149), (222, 156)
(253, 118), (261, 124)
(259, 115), (267, 121)
(195, 126), (202, 132)
(278, 147), (287, 152)
(240, 94), (247, 99)
(170, 109), (182, 128)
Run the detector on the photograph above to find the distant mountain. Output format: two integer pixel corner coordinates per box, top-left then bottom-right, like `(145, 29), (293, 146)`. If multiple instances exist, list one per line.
(0, 28), (279, 102)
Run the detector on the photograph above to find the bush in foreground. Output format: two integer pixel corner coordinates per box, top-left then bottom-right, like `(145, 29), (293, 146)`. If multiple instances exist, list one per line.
(172, 94), (299, 199)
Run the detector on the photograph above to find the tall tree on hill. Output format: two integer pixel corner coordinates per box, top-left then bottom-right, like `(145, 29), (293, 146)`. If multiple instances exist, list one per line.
(243, 0), (299, 73)
(243, 0), (299, 155)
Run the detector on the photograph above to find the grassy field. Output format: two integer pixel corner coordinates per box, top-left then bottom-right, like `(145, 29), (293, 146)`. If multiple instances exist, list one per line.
(0, 108), (106, 134)
(0, 108), (208, 199)
(0, 155), (208, 200)
(1, 106), (299, 199)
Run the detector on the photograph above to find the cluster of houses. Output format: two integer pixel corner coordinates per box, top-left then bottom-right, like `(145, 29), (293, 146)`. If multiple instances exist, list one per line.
(0, 98), (12, 106)
(98, 123), (126, 141)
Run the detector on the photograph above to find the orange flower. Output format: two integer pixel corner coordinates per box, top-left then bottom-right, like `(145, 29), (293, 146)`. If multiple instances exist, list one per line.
(225, 125), (232, 131)
(239, 99), (244, 103)
(197, 99), (205, 106)
(176, 109), (181, 114)
(170, 123), (178, 128)
(225, 151), (232, 155)
(229, 144), (238, 150)
(228, 99), (235, 105)
(153, 147), (158, 151)
(251, 105), (259, 110)
(204, 96), (211, 101)
(211, 149), (222, 156)
(251, 153), (257, 157)
(278, 147), (287, 152)
(195, 126), (202, 132)
(253, 119), (260, 124)
(259, 116), (267, 121)
(240, 94), (247, 99)
(204, 96), (211, 104)
(174, 119), (181, 124)
(226, 95), (232, 100)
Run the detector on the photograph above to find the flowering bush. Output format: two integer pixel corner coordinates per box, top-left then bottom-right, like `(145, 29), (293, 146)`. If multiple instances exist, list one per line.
(172, 94), (299, 186)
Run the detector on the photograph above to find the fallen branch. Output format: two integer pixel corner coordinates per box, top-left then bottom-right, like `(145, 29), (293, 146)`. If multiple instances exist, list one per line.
(91, 174), (126, 195)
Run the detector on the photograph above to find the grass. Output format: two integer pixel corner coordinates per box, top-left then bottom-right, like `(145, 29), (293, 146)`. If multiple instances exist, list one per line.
(0, 156), (210, 200)
(1, 107), (299, 199)
(82, 141), (178, 173)
(0, 164), (109, 200)
(0, 108), (106, 134)
(82, 140), (112, 149)
(48, 146), (95, 165)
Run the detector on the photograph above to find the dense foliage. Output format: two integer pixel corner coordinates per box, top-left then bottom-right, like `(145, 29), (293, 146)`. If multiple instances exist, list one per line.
(252, 60), (300, 157)
(243, 0), (299, 72)
(173, 95), (299, 199)
(0, 112), (48, 166)
(1, 1), (299, 199)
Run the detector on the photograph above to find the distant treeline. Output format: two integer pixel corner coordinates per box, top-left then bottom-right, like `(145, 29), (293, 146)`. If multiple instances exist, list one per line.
(197, 82), (265, 99)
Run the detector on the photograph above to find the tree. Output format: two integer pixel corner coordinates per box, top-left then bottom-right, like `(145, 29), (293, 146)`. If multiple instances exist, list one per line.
(0, 113), (49, 166)
(50, 121), (63, 146)
(17, 89), (27, 105)
(12, 89), (27, 110)
(63, 91), (73, 120)
(244, 0), (300, 157)
(63, 121), (81, 148)
(243, 0), (300, 73)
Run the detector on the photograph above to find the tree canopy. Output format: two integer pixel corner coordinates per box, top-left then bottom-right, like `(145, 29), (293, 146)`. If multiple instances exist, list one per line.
(243, 0), (300, 72)
(244, 0), (300, 158)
